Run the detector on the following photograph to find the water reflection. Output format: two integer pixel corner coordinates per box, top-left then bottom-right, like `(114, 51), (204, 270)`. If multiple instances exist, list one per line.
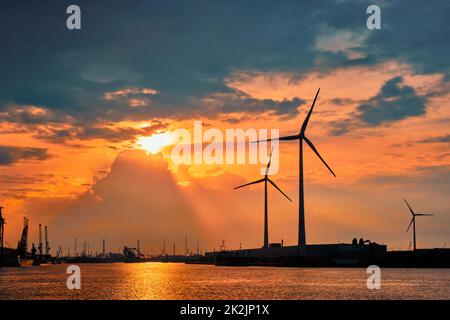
(0, 263), (449, 300)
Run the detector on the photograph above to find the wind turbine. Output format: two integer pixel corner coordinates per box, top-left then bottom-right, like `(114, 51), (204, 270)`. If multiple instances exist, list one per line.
(234, 150), (292, 249)
(254, 88), (335, 254)
(404, 199), (433, 251)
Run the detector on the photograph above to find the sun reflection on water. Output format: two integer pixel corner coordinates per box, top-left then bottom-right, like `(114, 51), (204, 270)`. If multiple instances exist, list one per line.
(1, 263), (449, 300)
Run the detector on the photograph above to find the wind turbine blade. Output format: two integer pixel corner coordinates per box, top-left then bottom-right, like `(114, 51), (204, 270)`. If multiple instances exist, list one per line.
(265, 147), (274, 176)
(251, 134), (300, 144)
(267, 179), (292, 202)
(301, 88), (320, 134)
(416, 213), (433, 216)
(406, 218), (414, 232)
(267, 147), (273, 169)
(278, 134), (301, 141)
(303, 136), (336, 177)
(403, 199), (415, 216)
(233, 178), (265, 190)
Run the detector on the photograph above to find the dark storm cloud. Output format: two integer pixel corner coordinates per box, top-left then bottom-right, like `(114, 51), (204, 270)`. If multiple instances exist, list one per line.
(0, 106), (72, 125)
(328, 76), (428, 135)
(0, 0), (323, 121)
(33, 120), (167, 143)
(356, 76), (427, 125)
(365, 1), (450, 77)
(417, 134), (450, 144)
(0, 0), (448, 129)
(209, 91), (304, 119)
(328, 119), (359, 136)
(0, 146), (50, 165)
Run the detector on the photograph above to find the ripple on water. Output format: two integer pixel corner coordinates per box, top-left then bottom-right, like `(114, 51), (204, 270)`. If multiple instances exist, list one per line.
(0, 263), (449, 300)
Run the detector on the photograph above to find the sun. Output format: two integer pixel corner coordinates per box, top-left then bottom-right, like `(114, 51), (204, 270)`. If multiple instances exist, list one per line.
(137, 132), (174, 154)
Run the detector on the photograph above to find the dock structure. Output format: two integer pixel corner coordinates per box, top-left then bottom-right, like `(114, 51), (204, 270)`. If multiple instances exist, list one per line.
(205, 242), (388, 267)
(387, 248), (450, 267)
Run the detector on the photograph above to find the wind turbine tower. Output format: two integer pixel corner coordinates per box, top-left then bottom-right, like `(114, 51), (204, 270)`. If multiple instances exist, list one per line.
(255, 89), (335, 254)
(234, 149), (292, 249)
(404, 199), (433, 251)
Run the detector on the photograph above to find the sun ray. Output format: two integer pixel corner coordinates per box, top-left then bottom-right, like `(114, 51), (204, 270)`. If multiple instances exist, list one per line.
(137, 132), (174, 154)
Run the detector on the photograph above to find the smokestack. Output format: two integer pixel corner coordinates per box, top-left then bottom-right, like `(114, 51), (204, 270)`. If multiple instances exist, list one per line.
(102, 239), (105, 255)
(173, 242), (176, 256)
(38, 224), (43, 255)
(185, 235), (188, 256)
(162, 240), (166, 255)
(74, 238), (77, 256)
(44, 226), (50, 256)
(137, 240), (140, 254)
(196, 240), (199, 255)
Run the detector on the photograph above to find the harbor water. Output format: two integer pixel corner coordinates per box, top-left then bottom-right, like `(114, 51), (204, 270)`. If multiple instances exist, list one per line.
(0, 263), (449, 300)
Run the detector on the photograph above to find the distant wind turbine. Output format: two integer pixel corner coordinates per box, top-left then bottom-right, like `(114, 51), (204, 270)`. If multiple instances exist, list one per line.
(234, 149), (292, 249)
(404, 198), (433, 251)
(254, 88), (335, 254)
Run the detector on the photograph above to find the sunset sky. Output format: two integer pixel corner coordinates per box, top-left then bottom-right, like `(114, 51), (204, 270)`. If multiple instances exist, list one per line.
(1, 1), (449, 254)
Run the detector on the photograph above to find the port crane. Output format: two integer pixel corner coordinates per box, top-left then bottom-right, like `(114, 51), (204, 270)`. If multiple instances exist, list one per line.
(16, 217), (29, 258)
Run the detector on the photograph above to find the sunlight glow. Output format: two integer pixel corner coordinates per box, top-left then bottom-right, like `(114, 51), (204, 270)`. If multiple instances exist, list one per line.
(137, 132), (174, 154)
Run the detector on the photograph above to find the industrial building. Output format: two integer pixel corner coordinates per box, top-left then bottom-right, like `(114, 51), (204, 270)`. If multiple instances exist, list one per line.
(205, 240), (387, 267)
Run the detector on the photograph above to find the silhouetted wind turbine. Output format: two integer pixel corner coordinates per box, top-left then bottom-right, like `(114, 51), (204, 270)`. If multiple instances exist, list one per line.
(404, 199), (433, 251)
(234, 150), (292, 249)
(254, 88), (335, 254)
